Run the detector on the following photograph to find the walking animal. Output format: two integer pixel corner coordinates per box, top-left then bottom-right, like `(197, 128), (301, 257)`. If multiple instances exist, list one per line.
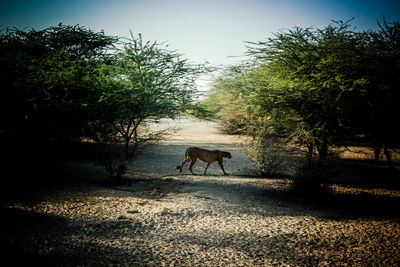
(176, 147), (232, 175)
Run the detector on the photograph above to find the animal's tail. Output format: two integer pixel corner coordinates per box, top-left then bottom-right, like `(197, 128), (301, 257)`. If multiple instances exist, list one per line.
(177, 149), (190, 172)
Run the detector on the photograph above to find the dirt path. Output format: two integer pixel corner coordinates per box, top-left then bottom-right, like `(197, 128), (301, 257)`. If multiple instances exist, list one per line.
(1, 118), (400, 266)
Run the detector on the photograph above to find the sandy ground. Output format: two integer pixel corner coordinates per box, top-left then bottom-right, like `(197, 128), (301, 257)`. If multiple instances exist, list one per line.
(1, 118), (400, 266)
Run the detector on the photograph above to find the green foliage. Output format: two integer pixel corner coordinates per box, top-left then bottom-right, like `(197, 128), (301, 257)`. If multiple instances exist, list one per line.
(184, 102), (214, 120)
(248, 20), (376, 159)
(203, 18), (400, 178)
(0, 25), (209, 180)
(202, 64), (305, 175)
(0, 24), (117, 144)
(202, 64), (253, 134)
(361, 19), (400, 164)
(89, 33), (209, 179)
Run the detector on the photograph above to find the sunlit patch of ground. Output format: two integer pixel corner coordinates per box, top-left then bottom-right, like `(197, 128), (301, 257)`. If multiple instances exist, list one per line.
(330, 184), (400, 197)
(337, 146), (400, 162)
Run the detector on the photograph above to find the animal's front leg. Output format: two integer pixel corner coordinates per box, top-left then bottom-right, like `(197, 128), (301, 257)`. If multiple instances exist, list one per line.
(203, 162), (211, 175)
(218, 159), (227, 175)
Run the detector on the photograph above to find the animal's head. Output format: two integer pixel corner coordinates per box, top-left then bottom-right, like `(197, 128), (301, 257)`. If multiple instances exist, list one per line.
(223, 151), (232, 159)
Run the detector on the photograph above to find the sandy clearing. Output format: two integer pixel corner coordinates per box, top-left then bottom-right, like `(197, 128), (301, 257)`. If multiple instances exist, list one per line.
(1, 118), (400, 266)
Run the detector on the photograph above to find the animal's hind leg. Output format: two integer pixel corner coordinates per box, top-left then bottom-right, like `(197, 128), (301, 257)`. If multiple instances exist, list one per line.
(189, 158), (197, 174)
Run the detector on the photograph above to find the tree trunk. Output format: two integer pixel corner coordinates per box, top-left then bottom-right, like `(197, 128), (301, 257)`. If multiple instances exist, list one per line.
(373, 145), (381, 162)
(317, 133), (328, 161)
(306, 142), (314, 167)
(124, 137), (130, 159)
(383, 144), (393, 169)
(307, 142), (314, 159)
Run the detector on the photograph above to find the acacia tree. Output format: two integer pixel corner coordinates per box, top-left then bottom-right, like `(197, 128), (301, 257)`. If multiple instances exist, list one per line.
(247, 20), (372, 160)
(204, 64), (303, 176)
(0, 24), (117, 145)
(92, 33), (209, 179)
(362, 19), (400, 167)
(203, 64), (251, 134)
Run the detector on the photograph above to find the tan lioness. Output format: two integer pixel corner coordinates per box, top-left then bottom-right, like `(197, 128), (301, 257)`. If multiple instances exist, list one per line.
(176, 147), (232, 175)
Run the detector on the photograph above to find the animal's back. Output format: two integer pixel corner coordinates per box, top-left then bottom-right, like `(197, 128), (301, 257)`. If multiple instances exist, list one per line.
(187, 147), (219, 162)
(177, 147), (231, 175)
